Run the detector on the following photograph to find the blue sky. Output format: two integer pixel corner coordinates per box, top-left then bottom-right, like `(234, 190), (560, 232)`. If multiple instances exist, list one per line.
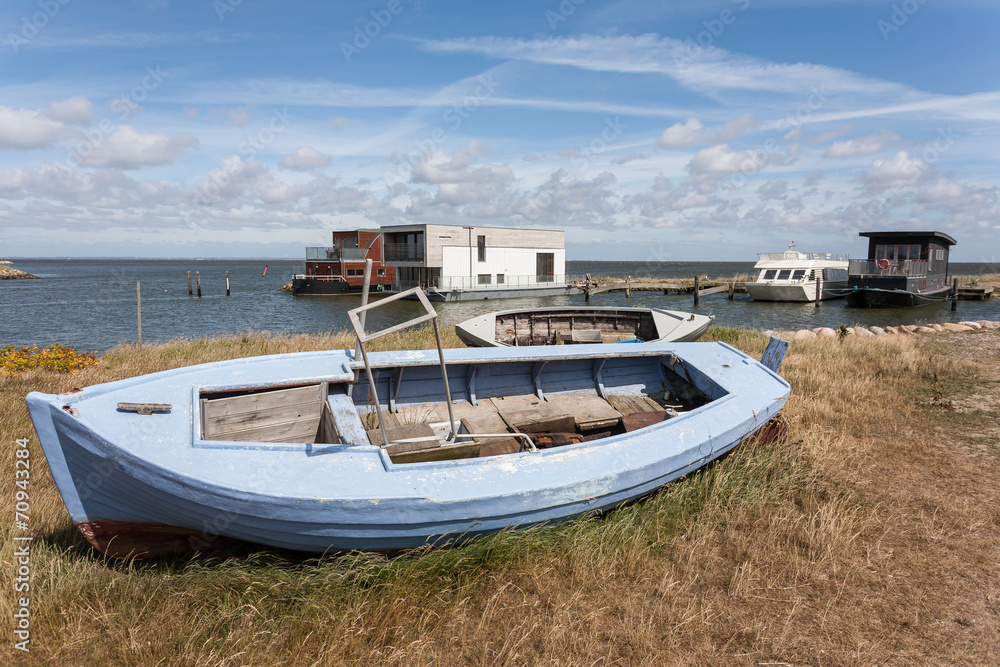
(1, 0), (998, 261)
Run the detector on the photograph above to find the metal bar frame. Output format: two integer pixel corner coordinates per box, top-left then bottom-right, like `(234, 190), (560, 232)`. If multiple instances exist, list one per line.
(347, 287), (456, 447)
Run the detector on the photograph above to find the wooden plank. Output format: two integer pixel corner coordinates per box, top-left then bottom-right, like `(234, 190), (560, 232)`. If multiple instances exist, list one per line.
(491, 394), (622, 432)
(207, 418), (322, 444)
(571, 329), (603, 343)
(389, 440), (482, 464)
(435, 404), (510, 435)
(607, 395), (664, 415)
(512, 416), (576, 433)
(316, 399), (340, 444)
(203, 385), (324, 442)
(622, 411), (666, 432)
(367, 423), (437, 447)
(478, 438), (523, 457)
(203, 384), (322, 421)
(760, 336), (790, 373)
(326, 392), (370, 445)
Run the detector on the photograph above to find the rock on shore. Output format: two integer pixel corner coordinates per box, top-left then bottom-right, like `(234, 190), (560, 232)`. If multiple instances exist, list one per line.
(781, 320), (1000, 341)
(0, 268), (39, 280)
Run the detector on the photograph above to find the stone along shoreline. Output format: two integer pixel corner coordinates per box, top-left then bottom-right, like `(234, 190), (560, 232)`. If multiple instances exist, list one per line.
(786, 319), (999, 340)
(0, 268), (39, 279)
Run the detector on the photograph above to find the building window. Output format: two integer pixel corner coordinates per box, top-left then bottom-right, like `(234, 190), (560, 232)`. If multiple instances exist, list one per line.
(377, 268), (385, 277)
(496, 274), (504, 284)
(478, 274), (491, 285)
(935, 249), (944, 260)
(477, 235), (486, 262)
(536, 253), (554, 283)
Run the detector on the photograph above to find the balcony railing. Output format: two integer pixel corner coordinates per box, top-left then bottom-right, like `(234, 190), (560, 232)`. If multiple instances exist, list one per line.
(757, 252), (847, 261)
(382, 243), (424, 263)
(849, 259), (928, 278)
(305, 247), (369, 261)
(292, 274), (346, 282)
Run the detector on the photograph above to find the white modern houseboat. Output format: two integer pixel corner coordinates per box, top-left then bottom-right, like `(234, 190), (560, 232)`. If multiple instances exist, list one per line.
(745, 245), (849, 302)
(381, 224), (574, 301)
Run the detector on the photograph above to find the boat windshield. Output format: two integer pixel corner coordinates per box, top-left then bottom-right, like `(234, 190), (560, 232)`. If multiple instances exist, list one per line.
(777, 270), (791, 280)
(792, 270), (806, 280)
(762, 269), (777, 280)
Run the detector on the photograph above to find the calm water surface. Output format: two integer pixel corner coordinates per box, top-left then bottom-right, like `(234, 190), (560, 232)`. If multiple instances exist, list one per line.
(2, 259), (998, 353)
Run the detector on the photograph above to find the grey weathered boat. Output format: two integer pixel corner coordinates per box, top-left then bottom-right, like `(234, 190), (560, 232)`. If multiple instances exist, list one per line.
(455, 306), (714, 348)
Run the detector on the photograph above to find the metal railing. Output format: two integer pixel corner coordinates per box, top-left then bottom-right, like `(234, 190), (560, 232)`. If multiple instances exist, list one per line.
(292, 274), (346, 282)
(382, 243), (424, 262)
(305, 247), (369, 261)
(849, 259), (928, 278)
(757, 252), (848, 261)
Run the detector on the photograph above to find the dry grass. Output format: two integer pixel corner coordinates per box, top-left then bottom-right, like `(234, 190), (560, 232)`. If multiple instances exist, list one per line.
(954, 272), (1000, 290)
(3, 327), (1000, 665)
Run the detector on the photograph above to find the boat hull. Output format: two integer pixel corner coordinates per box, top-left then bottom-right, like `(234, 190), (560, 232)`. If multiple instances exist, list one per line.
(745, 280), (848, 302)
(844, 286), (952, 308)
(292, 277), (391, 295)
(26, 343), (788, 557)
(456, 307), (713, 347)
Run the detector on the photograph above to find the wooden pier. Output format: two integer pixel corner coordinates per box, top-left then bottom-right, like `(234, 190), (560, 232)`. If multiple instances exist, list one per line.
(956, 285), (993, 300)
(580, 277), (746, 303)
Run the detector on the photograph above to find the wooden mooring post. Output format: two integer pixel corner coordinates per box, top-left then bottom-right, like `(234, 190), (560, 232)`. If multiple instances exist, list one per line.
(952, 278), (958, 311)
(196, 271), (202, 297)
(136, 281), (142, 345)
(815, 273), (823, 308)
(728, 282), (735, 300)
(693, 275), (699, 306)
(226, 271), (231, 297)
(187, 270), (192, 296)
(625, 275), (631, 299)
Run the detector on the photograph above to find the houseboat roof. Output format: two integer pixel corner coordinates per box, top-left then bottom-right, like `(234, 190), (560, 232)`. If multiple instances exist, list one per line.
(380, 223), (565, 234)
(858, 231), (956, 246)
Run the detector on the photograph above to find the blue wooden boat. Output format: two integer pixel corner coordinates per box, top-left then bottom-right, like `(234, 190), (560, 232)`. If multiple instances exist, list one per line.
(26, 290), (790, 559)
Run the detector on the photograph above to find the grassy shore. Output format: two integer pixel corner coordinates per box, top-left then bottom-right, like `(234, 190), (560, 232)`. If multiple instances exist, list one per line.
(3, 327), (1000, 664)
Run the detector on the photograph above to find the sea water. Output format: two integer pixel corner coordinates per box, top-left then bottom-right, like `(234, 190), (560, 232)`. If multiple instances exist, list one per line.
(2, 259), (997, 353)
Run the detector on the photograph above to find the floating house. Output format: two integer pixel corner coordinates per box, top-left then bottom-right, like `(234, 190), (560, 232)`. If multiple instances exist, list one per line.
(845, 231), (956, 307)
(381, 224), (573, 301)
(291, 229), (395, 295)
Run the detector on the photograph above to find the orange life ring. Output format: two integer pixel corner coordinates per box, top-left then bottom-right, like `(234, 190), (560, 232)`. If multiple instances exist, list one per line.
(877, 258), (890, 270)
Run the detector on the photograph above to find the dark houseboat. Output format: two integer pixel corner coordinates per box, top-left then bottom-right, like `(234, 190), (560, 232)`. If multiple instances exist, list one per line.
(845, 231), (956, 308)
(291, 229), (395, 295)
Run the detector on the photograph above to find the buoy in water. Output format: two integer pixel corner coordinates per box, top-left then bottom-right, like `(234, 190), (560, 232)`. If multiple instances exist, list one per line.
(262, 264), (269, 277)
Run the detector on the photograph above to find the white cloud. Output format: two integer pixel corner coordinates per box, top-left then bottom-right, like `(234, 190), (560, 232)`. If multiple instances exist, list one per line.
(757, 181), (788, 201)
(712, 113), (758, 142)
(75, 126), (199, 169)
(229, 108), (250, 127)
(862, 151), (930, 191)
(782, 127), (802, 143)
(824, 130), (899, 158)
(279, 146), (332, 170)
(43, 97), (93, 125)
(656, 118), (703, 149)
(327, 117), (350, 131)
(0, 106), (63, 150)
(409, 141), (508, 187)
